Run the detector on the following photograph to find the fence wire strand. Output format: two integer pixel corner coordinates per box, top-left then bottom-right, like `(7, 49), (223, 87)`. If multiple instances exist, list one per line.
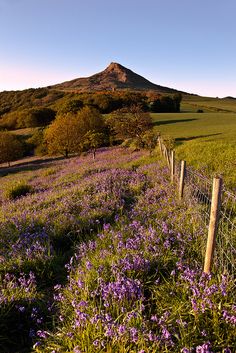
(165, 147), (236, 277)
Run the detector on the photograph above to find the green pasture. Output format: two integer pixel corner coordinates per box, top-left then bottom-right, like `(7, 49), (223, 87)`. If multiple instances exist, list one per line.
(181, 95), (236, 113)
(152, 112), (236, 141)
(152, 112), (236, 189)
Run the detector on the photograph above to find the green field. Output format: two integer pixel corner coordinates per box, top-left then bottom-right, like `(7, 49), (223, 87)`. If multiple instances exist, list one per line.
(152, 110), (236, 189)
(152, 112), (236, 141)
(181, 95), (236, 113)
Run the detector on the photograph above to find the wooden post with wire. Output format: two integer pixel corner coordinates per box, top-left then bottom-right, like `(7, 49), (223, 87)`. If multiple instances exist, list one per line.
(158, 137), (163, 156)
(203, 177), (223, 274)
(170, 150), (175, 182)
(179, 160), (186, 199)
(164, 147), (170, 168)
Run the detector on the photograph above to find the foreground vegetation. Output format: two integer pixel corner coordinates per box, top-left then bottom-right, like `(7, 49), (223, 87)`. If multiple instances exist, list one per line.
(0, 147), (235, 352)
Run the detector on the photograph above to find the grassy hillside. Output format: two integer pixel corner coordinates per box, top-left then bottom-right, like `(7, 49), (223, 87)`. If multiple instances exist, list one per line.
(0, 147), (235, 352)
(181, 95), (236, 113)
(1, 88), (236, 189)
(152, 112), (236, 189)
(153, 112), (236, 140)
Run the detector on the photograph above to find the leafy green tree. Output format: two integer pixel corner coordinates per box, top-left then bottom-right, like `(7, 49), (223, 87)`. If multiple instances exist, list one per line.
(173, 93), (182, 112)
(141, 130), (160, 154)
(91, 94), (112, 113)
(27, 128), (47, 155)
(0, 132), (24, 166)
(163, 135), (175, 151)
(18, 108), (56, 128)
(44, 107), (107, 158)
(59, 99), (84, 114)
(76, 106), (106, 135)
(108, 105), (152, 144)
(149, 94), (182, 113)
(44, 114), (82, 157)
(0, 111), (20, 130)
(82, 131), (104, 159)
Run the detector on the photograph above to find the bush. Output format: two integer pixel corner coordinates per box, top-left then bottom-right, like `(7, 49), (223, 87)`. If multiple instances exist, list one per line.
(0, 132), (24, 165)
(27, 128), (47, 156)
(4, 182), (33, 200)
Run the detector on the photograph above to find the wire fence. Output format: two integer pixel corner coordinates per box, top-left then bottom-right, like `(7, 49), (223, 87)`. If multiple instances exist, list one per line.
(161, 140), (236, 278)
(217, 189), (236, 275)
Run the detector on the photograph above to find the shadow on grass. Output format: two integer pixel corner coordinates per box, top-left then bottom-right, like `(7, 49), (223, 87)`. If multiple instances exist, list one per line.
(153, 118), (198, 126)
(0, 156), (67, 177)
(175, 133), (222, 144)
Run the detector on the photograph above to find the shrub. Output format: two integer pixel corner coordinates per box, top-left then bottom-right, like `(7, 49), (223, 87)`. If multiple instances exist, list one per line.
(4, 182), (33, 200)
(162, 135), (175, 150)
(27, 128), (47, 156)
(41, 167), (57, 177)
(0, 131), (24, 165)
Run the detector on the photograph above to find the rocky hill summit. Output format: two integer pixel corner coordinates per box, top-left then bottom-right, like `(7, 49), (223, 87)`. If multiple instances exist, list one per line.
(54, 62), (181, 93)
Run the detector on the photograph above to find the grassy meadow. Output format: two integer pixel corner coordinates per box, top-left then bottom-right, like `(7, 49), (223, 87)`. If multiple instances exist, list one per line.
(181, 95), (236, 113)
(152, 105), (236, 190)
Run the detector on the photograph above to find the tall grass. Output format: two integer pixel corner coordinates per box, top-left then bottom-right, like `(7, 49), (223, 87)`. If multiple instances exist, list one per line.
(151, 111), (236, 189)
(176, 140), (236, 190)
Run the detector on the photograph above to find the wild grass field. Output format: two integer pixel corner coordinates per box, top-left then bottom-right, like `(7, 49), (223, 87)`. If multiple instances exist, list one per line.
(152, 111), (236, 190)
(0, 147), (235, 353)
(181, 96), (236, 113)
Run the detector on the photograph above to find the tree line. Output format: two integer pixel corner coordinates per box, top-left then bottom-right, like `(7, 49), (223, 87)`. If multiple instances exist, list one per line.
(0, 105), (159, 165)
(0, 90), (182, 130)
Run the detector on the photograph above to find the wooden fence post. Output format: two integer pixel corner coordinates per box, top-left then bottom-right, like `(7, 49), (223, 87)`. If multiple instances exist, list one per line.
(203, 177), (223, 274)
(163, 145), (167, 161)
(171, 150), (175, 182)
(164, 147), (170, 168)
(158, 137), (163, 156)
(179, 160), (186, 199)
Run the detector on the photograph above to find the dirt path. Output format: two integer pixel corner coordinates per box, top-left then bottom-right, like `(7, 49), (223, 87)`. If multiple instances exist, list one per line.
(0, 155), (66, 176)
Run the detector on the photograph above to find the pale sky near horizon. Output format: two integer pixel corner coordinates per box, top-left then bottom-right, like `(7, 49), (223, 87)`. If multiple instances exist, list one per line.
(0, 0), (236, 97)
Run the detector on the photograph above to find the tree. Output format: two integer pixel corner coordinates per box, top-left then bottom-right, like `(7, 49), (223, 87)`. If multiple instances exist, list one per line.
(76, 106), (106, 135)
(0, 111), (19, 130)
(59, 99), (83, 114)
(108, 105), (152, 144)
(27, 128), (47, 156)
(162, 135), (175, 151)
(44, 113), (82, 157)
(44, 107), (107, 157)
(0, 132), (24, 166)
(149, 94), (182, 113)
(173, 93), (182, 112)
(82, 131), (104, 159)
(92, 94), (112, 113)
(141, 130), (160, 154)
(18, 108), (56, 128)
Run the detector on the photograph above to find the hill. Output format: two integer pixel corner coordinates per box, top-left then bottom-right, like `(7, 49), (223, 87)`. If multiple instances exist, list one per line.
(0, 147), (235, 352)
(53, 62), (183, 93)
(1, 63), (236, 121)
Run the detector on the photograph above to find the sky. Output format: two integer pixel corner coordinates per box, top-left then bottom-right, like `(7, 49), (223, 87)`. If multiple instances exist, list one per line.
(0, 0), (236, 97)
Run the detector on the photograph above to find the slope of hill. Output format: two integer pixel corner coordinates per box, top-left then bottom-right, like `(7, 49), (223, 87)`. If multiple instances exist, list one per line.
(53, 62), (182, 93)
(1, 63), (236, 119)
(0, 147), (235, 352)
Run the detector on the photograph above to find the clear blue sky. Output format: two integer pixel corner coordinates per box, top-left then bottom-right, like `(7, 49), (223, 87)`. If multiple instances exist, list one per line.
(0, 0), (236, 97)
